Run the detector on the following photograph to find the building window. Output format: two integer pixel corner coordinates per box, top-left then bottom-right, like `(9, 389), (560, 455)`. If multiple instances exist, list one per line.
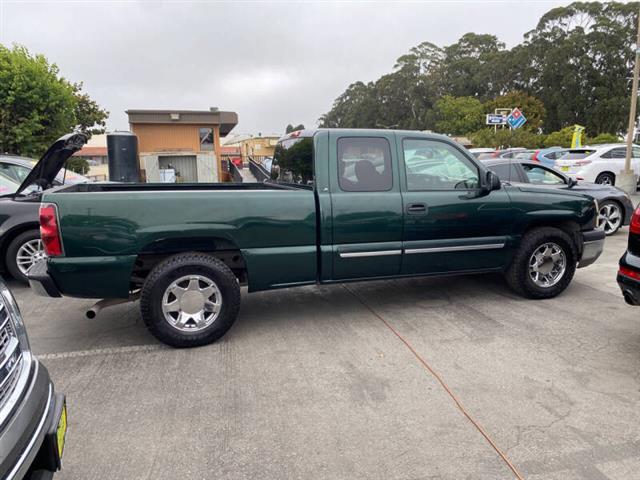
(199, 127), (214, 151)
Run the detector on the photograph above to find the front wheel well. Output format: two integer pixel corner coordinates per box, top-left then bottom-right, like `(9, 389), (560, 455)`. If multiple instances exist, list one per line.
(521, 220), (582, 256)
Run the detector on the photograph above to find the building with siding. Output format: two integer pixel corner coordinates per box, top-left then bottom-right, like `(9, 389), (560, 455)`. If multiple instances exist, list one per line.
(127, 108), (238, 182)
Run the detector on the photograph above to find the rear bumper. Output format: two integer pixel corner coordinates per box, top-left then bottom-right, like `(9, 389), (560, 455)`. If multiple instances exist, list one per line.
(618, 252), (640, 305)
(578, 229), (605, 268)
(27, 261), (61, 298)
(0, 360), (66, 480)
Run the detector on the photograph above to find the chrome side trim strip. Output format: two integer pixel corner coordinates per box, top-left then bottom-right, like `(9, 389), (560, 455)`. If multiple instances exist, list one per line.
(339, 250), (402, 258)
(405, 243), (505, 254)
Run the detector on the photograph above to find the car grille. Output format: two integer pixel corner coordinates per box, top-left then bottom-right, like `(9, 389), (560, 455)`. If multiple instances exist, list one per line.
(0, 301), (23, 412)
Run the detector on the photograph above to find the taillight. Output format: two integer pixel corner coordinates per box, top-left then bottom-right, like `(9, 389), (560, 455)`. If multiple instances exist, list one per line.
(619, 266), (640, 280)
(574, 160), (592, 166)
(39, 203), (63, 256)
(532, 150), (539, 162)
(630, 205), (640, 235)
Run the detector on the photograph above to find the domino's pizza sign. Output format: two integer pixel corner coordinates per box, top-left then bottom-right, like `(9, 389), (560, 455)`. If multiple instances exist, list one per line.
(506, 108), (527, 129)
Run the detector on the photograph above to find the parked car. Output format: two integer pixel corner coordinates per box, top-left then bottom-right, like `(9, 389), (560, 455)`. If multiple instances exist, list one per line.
(483, 158), (634, 235)
(28, 131), (604, 348)
(476, 147), (527, 161)
(0, 142), (89, 284)
(554, 144), (640, 186)
(0, 155), (90, 186)
(536, 147), (569, 167)
(0, 279), (67, 479)
(468, 147), (495, 158)
(617, 206), (640, 305)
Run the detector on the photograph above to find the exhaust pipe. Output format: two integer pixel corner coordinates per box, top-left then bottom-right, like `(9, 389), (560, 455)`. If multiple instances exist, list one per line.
(86, 292), (140, 319)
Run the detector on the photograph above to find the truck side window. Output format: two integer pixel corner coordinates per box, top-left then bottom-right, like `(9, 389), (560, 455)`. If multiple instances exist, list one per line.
(403, 139), (479, 190)
(337, 137), (392, 192)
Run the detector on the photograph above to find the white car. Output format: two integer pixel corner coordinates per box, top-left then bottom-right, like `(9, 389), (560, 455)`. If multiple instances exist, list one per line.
(554, 144), (640, 185)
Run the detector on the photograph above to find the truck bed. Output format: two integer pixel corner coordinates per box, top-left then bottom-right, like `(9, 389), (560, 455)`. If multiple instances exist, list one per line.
(43, 183), (318, 298)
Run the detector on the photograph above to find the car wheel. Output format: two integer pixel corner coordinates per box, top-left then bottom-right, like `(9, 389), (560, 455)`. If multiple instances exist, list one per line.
(597, 200), (623, 236)
(140, 252), (240, 348)
(6, 230), (45, 284)
(595, 172), (615, 186)
(505, 227), (577, 299)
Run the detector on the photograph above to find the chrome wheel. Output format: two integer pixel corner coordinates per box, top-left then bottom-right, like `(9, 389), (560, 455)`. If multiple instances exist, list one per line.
(528, 242), (566, 288)
(597, 174), (614, 186)
(16, 239), (45, 276)
(161, 275), (222, 332)
(597, 202), (622, 235)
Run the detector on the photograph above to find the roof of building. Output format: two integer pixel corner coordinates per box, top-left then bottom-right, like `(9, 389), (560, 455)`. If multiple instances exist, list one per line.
(126, 108), (238, 136)
(73, 146), (108, 157)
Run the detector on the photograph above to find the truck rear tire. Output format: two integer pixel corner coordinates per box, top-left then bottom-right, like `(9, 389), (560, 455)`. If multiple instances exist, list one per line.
(140, 252), (240, 348)
(505, 227), (577, 299)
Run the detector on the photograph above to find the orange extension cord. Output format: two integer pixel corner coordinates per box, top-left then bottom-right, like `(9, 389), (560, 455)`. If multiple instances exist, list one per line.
(342, 284), (525, 480)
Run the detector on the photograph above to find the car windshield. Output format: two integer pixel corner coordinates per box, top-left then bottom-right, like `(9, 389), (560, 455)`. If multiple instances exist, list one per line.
(0, 171), (19, 195)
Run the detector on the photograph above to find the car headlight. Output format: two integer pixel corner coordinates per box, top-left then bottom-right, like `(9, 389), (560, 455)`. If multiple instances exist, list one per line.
(0, 281), (30, 353)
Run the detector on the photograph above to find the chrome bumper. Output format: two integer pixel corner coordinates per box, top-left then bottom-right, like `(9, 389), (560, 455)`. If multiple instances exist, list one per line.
(578, 229), (605, 268)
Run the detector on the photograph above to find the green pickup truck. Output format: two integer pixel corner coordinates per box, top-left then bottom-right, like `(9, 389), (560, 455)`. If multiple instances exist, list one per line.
(29, 130), (604, 347)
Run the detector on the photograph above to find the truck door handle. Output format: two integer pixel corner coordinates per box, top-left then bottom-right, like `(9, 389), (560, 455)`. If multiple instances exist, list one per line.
(406, 203), (427, 215)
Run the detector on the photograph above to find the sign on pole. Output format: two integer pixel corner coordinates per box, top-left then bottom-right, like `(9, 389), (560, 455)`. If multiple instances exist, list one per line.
(486, 114), (507, 125)
(506, 108), (527, 129)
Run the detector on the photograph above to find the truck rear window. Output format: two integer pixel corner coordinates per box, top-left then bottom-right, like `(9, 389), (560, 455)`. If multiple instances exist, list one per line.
(271, 137), (314, 187)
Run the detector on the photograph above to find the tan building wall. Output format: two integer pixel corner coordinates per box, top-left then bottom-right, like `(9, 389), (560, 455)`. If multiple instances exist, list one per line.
(131, 123), (221, 154)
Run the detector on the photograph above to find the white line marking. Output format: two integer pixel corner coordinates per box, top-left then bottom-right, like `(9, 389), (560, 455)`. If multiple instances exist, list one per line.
(39, 344), (167, 360)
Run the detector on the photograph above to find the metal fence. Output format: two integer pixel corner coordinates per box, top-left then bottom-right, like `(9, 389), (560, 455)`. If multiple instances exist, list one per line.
(248, 157), (271, 182)
(228, 160), (243, 183)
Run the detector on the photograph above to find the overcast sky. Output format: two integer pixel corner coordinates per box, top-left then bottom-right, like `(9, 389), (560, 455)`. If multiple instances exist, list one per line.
(1, 0), (570, 135)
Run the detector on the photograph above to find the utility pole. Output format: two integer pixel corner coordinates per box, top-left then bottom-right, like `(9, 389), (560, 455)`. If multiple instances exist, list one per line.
(620, 6), (640, 194)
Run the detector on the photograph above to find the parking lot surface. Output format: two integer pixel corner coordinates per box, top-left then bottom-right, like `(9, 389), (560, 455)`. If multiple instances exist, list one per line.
(12, 224), (640, 479)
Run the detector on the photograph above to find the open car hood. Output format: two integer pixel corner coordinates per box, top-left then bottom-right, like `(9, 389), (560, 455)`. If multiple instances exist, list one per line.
(16, 132), (87, 195)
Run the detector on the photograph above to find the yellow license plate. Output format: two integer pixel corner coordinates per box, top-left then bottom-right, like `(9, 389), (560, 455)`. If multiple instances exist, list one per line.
(56, 403), (67, 458)
(561, 166), (569, 172)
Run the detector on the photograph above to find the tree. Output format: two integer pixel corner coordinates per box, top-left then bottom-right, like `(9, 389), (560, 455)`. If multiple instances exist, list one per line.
(285, 124), (305, 133)
(433, 96), (484, 135)
(65, 157), (89, 175)
(0, 45), (108, 158)
(484, 91), (546, 131)
(319, 2), (639, 135)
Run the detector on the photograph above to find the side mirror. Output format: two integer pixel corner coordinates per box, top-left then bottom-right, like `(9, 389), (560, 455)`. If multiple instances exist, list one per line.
(567, 177), (577, 188)
(486, 171), (501, 191)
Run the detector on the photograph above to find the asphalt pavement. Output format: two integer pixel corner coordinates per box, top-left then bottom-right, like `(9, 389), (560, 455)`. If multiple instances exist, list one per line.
(10, 222), (640, 480)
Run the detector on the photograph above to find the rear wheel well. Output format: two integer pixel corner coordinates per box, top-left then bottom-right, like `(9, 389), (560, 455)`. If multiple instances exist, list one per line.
(131, 237), (247, 290)
(0, 223), (40, 270)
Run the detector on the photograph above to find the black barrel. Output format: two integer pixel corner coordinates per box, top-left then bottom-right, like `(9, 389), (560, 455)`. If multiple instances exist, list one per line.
(107, 131), (140, 182)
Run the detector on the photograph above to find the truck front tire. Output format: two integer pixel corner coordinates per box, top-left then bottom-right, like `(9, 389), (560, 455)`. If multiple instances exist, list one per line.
(140, 252), (240, 348)
(505, 227), (577, 299)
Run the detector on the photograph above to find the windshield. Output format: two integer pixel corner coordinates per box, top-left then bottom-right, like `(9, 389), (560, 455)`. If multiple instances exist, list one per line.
(271, 136), (314, 187)
(0, 171), (19, 195)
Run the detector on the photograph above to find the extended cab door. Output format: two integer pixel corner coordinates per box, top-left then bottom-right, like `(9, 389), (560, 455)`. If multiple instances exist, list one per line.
(329, 131), (403, 280)
(397, 136), (515, 274)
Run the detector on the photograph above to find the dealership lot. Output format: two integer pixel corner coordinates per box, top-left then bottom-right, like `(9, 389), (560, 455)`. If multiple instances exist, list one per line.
(11, 223), (640, 480)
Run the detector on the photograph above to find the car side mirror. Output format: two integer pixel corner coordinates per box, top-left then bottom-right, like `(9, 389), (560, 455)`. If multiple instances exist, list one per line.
(486, 171), (501, 191)
(567, 177), (577, 188)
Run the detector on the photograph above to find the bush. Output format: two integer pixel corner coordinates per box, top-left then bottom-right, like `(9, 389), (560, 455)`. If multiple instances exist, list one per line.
(587, 133), (619, 144)
(469, 128), (542, 149)
(542, 127), (575, 148)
